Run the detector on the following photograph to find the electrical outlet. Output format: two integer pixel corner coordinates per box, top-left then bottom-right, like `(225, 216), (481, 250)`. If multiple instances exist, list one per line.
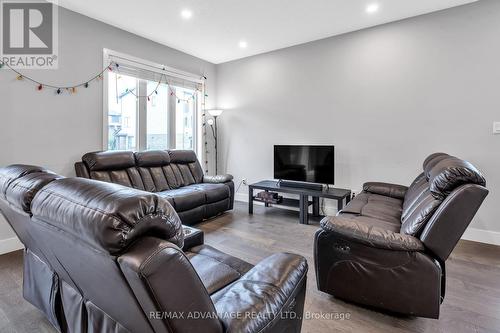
(493, 122), (500, 134)
(242, 179), (248, 185)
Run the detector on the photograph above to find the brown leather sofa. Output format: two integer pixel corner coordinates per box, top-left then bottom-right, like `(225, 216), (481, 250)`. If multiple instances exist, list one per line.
(75, 150), (234, 225)
(0, 165), (308, 333)
(314, 153), (488, 318)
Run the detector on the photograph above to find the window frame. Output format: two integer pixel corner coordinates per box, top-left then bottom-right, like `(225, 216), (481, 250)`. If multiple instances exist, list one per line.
(102, 49), (204, 153)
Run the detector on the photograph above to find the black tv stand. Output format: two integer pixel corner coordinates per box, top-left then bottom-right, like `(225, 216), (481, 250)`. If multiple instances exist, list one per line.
(248, 180), (351, 224)
(278, 180), (323, 191)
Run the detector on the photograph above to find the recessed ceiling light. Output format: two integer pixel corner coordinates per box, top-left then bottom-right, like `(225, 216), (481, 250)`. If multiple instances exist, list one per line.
(239, 41), (248, 49)
(181, 9), (192, 19)
(366, 3), (379, 14)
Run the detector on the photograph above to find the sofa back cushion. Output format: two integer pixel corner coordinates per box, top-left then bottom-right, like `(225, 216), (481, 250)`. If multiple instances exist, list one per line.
(402, 173), (427, 219)
(81, 150), (204, 193)
(169, 150), (204, 184)
(428, 156), (486, 200)
(400, 154), (452, 236)
(83, 151), (136, 171)
(400, 188), (442, 236)
(401, 153), (486, 236)
(423, 153), (449, 179)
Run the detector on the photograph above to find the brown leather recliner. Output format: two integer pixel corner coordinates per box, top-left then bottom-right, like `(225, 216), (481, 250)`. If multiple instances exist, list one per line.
(75, 150), (234, 225)
(0, 165), (308, 333)
(314, 153), (488, 318)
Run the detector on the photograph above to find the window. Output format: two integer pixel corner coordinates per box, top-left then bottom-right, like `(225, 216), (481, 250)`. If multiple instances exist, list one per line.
(107, 73), (138, 150)
(175, 87), (196, 150)
(103, 49), (204, 153)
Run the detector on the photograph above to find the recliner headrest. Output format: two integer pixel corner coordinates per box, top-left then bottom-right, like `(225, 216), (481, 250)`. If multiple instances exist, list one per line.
(31, 178), (183, 254)
(6, 172), (62, 213)
(134, 150), (170, 167)
(169, 150), (197, 163)
(423, 153), (449, 179)
(82, 151), (135, 171)
(0, 165), (57, 205)
(428, 156), (486, 200)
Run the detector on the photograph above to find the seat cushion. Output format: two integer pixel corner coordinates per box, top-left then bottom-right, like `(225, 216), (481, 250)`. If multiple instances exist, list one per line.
(157, 188), (206, 212)
(336, 213), (401, 233)
(186, 245), (253, 294)
(187, 183), (230, 204)
(341, 192), (403, 225)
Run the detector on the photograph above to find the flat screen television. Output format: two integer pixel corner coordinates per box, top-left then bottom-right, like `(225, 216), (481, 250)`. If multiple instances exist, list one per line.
(274, 145), (335, 185)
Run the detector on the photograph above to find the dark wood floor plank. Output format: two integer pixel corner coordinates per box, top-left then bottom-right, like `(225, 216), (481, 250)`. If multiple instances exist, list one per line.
(1, 202), (500, 332)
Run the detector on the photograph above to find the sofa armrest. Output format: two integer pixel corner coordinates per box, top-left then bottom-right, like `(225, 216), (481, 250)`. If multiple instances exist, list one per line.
(203, 174), (233, 184)
(181, 225), (204, 250)
(119, 237), (223, 333)
(74, 162), (90, 178)
(363, 182), (408, 199)
(320, 216), (424, 251)
(213, 253), (307, 333)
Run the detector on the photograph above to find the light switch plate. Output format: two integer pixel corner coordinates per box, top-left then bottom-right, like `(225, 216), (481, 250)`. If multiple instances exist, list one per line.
(493, 122), (500, 134)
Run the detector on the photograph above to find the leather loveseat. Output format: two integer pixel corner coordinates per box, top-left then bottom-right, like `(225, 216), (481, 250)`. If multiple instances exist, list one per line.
(0, 164), (308, 333)
(314, 153), (488, 318)
(75, 150), (234, 225)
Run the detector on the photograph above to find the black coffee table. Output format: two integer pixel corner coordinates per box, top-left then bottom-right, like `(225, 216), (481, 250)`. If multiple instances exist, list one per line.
(248, 180), (351, 224)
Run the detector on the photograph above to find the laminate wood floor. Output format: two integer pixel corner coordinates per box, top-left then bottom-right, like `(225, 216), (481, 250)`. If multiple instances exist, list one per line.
(1, 202), (500, 333)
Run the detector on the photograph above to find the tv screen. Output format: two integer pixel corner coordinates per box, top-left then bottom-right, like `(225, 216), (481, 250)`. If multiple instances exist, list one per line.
(274, 145), (335, 185)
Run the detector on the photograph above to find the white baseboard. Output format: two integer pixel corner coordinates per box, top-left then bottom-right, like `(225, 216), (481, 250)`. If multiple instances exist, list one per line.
(236, 192), (500, 246)
(462, 228), (500, 246)
(0, 237), (24, 255)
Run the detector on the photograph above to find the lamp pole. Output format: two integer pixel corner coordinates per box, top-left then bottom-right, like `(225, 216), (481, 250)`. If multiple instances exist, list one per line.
(207, 109), (223, 175)
(213, 115), (218, 175)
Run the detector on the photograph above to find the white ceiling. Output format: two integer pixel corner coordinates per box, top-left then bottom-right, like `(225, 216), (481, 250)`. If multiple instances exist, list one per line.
(55, 0), (478, 64)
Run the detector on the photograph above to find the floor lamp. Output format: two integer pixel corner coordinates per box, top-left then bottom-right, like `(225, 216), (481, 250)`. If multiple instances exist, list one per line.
(207, 109), (224, 174)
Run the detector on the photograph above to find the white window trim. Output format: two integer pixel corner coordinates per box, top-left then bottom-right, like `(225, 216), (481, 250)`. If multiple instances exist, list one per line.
(102, 48), (205, 153)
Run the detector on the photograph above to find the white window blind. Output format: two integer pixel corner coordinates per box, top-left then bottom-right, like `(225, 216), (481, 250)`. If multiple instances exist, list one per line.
(102, 49), (206, 155)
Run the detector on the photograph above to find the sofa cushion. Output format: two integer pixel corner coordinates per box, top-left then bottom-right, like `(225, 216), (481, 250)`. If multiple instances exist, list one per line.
(321, 215), (424, 251)
(82, 151), (135, 171)
(423, 153), (449, 179)
(400, 189), (442, 236)
(157, 188), (206, 212)
(89, 168), (140, 189)
(188, 183), (230, 204)
(134, 150), (170, 167)
(186, 245), (253, 294)
(169, 150), (198, 163)
(402, 173), (428, 220)
(5, 172), (62, 213)
(0, 165), (54, 200)
(363, 182), (407, 200)
(336, 213), (401, 233)
(428, 156), (486, 200)
(341, 192), (403, 225)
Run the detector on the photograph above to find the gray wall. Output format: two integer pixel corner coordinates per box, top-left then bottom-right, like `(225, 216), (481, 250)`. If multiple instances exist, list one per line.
(0, 8), (216, 244)
(216, 0), (500, 236)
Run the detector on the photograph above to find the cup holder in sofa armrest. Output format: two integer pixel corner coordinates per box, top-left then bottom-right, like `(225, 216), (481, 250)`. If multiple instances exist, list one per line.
(182, 225), (204, 250)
